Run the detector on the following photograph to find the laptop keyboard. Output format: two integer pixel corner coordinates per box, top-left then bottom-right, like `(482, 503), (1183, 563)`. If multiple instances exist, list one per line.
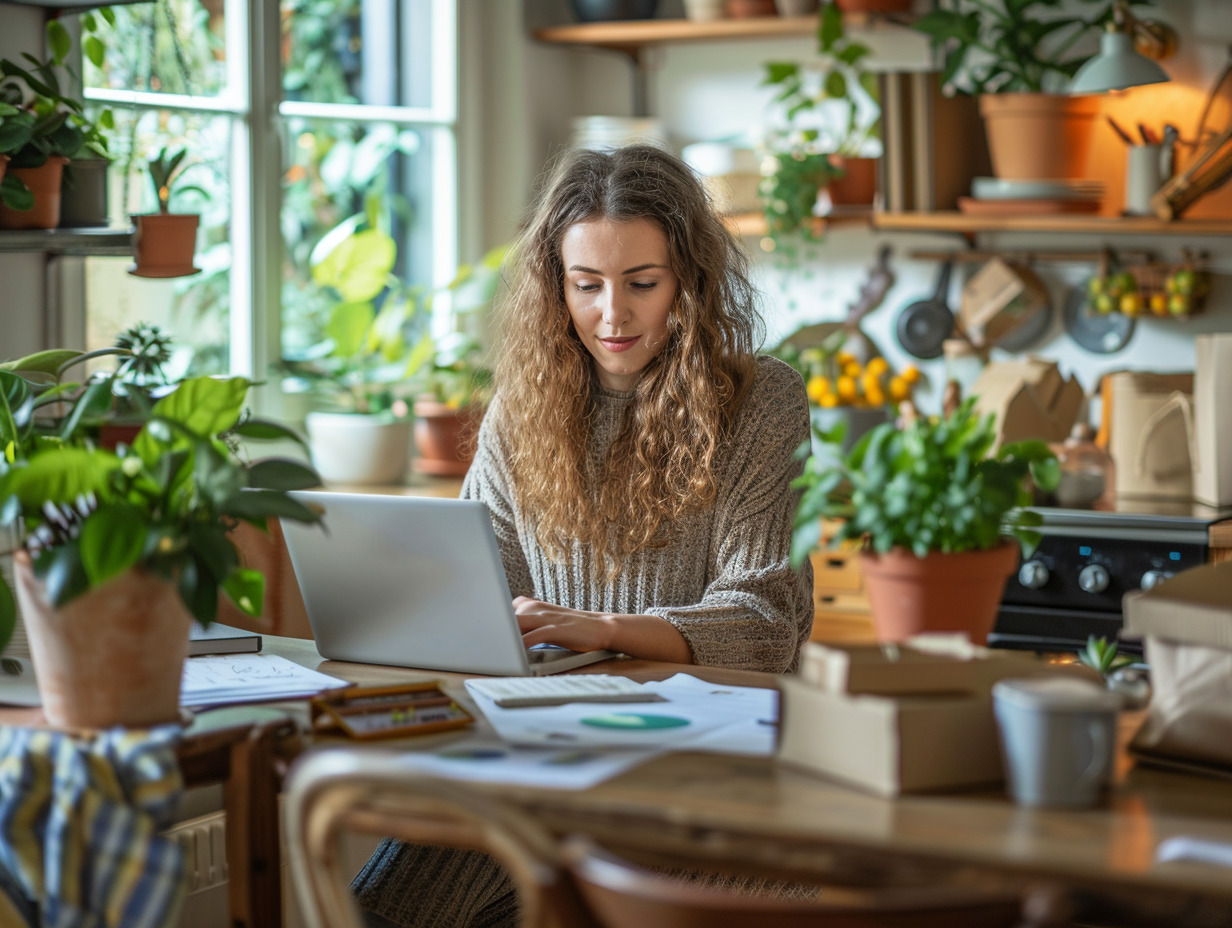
(466, 674), (666, 709)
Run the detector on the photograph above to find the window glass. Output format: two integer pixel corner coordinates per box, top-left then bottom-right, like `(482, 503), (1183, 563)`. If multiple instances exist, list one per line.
(84, 0), (228, 98)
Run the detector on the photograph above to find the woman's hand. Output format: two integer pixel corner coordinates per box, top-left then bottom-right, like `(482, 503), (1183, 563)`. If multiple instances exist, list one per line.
(513, 596), (693, 664)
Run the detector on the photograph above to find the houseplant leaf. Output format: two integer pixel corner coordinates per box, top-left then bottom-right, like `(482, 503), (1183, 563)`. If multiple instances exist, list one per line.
(78, 504), (146, 587)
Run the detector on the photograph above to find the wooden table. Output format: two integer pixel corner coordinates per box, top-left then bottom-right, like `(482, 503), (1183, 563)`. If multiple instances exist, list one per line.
(268, 637), (1232, 928)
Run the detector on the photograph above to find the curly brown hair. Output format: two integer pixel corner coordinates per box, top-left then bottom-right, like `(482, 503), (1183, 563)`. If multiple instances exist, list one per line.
(491, 144), (763, 571)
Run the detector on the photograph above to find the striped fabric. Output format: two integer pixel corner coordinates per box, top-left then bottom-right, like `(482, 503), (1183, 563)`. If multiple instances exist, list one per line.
(0, 724), (187, 928)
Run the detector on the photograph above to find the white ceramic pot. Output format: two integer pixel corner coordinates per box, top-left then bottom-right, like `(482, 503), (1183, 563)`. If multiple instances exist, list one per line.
(305, 412), (411, 486)
(684, 0), (726, 19)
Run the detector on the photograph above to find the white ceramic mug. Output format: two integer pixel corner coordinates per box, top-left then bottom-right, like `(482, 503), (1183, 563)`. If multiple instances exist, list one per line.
(993, 676), (1121, 808)
(1124, 144), (1164, 216)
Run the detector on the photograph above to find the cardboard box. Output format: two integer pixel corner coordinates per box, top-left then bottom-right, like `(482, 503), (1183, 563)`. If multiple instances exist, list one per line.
(1123, 562), (1232, 771)
(781, 643), (1100, 795)
(1194, 335), (1232, 507)
(970, 358), (1084, 447)
(1106, 371), (1194, 501)
(778, 676), (1004, 796)
(960, 259), (1049, 348)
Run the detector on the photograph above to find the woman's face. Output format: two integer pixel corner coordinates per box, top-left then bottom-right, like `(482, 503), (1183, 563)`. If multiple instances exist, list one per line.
(561, 217), (678, 393)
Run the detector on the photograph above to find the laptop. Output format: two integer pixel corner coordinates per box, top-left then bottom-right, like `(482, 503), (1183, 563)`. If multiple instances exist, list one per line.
(280, 490), (617, 675)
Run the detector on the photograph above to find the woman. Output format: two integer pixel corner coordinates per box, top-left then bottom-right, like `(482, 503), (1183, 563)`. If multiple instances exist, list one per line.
(352, 144), (814, 928)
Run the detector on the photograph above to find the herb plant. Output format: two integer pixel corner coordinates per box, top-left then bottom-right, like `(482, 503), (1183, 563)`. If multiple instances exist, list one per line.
(791, 397), (1059, 567)
(0, 350), (323, 641)
(912, 0), (1153, 95)
(1078, 635), (1136, 678)
(760, 2), (879, 252)
(148, 146), (208, 213)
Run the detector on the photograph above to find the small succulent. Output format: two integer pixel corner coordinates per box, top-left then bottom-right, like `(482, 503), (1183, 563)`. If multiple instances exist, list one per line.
(1078, 635), (1136, 679)
(113, 322), (173, 388)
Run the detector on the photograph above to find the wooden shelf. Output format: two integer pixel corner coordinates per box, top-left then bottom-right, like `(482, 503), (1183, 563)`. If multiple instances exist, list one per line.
(725, 211), (873, 238)
(533, 16), (821, 50)
(0, 227), (134, 256)
(873, 212), (1232, 237)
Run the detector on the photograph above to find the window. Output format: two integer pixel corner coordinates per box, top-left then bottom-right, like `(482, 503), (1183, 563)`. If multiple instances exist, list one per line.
(79, 0), (457, 398)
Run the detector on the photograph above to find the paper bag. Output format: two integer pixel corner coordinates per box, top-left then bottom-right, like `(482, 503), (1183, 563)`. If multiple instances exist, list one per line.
(960, 259), (1049, 347)
(1107, 371), (1194, 500)
(970, 358), (1083, 447)
(1194, 335), (1232, 507)
(1124, 563), (1232, 773)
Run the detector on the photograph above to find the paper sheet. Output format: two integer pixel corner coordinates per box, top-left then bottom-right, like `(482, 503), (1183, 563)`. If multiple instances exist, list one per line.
(465, 673), (778, 756)
(391, 734), (661, 790)
(181, 653), (350, 707)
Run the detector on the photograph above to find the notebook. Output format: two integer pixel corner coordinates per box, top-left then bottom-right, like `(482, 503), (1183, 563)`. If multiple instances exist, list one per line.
(280, 491), (617, 676)
(189, 621), (262, 656)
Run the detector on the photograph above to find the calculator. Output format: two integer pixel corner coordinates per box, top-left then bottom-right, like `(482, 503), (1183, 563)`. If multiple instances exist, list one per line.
(310, 682), (474, 740)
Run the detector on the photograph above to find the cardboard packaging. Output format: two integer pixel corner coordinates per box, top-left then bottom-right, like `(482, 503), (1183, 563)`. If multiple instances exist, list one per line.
(960, 259), (1050, 348)
(779, 642), (1098, 796)
(1123, 562), (1232, 773)
(1194, 335), (1232, 507)
(1106, 371), (1195, 501)
(970, 358), (1084, 447)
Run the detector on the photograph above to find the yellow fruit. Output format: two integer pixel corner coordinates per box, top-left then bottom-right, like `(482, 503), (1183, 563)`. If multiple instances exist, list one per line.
(1149, 292), (1169, 316)
(834, 351), (854, 365)
(843, 361), (862, 378)
(865, 386), (886, 407)
(1168, 293), (1191, 316)
(806, 375), (831, 404)
(860, 371), (881, 395)
(1119, 292), (1144, 316)
(836, 375), (857, 402)
(1094, 293), (1115, 315)
(888, 376), (911, 402)
(865, 356), (889, 377)
(901, 365), (921, 385)
(819, 393), (839, 408)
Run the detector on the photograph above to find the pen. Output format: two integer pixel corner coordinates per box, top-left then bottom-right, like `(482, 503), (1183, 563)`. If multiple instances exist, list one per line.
(1106, 116), (1135, 146)
(1138, 122), (1158, 145)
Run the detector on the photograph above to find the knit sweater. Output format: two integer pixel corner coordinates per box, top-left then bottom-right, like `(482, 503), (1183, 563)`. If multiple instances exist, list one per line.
(460, 354), (815, 674)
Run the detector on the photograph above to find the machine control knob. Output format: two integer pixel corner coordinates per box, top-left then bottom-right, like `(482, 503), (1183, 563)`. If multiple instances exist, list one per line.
(1141, 570), (1174, 591)
(1018, 560), (1050, 590)
(1079, 564), (1111, 594)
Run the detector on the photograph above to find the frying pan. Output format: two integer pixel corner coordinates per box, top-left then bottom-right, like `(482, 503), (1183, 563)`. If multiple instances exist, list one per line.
(1062, 285), (1136, 354)
(895, 260), (955, 360)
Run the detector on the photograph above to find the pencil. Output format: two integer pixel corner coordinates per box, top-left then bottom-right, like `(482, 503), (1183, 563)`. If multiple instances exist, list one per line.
(1106, 116), (1135, 146)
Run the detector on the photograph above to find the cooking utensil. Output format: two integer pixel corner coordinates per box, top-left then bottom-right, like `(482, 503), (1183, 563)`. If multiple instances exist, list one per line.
(896, 260), (954, 360)
(1062, 286), (1135, 354)
(996, 288), (1055, 353)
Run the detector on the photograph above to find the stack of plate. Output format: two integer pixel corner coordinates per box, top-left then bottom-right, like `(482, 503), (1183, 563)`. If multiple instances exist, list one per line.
(958, 177), (1104, 215)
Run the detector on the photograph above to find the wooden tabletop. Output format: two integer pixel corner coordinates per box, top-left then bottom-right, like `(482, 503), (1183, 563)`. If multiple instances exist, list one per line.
(260, 637), (1232, 915)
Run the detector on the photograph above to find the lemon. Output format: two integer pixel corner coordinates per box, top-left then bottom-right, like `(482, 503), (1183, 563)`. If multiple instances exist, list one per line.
(806, 376), (830, 404)
(888, 376), (911, 402)
(819, 393), (839, 408)
(1149, 292), (1169, 316)
(901, 365), (921, 385)
(1119, 292), (1144, 316)
(836, 375), (857, 402)
(865, 356), (889, 377)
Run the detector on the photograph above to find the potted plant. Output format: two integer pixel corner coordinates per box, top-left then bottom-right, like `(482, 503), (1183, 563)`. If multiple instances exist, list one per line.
(409, 334), (493, 477)
(130, 146), (207, 278)
(760, 2), (881, 252)
(912, 1), (1150, 180)
(791, 397), (1059, 643)
(0, 54), (87, 229)
(284, 220), (423, 485)
(0, 348), (322, 729)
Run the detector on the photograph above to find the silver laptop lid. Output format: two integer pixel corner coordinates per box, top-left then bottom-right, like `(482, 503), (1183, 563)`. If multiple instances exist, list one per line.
(282, 491), (534, 675)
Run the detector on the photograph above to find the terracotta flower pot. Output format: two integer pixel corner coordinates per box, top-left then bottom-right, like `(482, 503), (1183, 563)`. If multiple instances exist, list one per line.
(979, 93), (1101, 181)
(0, 156), (68, 230)
(828, 156), (879, 207)
(15, 551), (192, 729)
(834, 0), (914, 11)
(413, 400), (483, 477)
(130, 212), (201, 278)
(860, 542), (1019, 644)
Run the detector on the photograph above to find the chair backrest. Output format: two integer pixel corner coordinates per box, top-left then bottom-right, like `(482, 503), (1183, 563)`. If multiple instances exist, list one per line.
(561, 835), (1034, 928)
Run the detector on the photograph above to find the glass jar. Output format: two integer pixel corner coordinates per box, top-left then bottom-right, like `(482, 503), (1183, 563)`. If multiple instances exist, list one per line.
(1054, 424), (1113, 509)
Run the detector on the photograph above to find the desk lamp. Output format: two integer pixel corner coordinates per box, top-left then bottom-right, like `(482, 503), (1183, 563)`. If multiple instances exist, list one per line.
(1069, 0), (1177, 94)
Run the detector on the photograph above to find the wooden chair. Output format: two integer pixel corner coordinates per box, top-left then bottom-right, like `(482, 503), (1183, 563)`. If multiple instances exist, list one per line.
(284, 748), (1069, 928)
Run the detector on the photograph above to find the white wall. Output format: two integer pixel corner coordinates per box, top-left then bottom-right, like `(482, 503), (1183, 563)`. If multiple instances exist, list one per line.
(0, 3), (47, 359)
(485, 0), (1232, 418)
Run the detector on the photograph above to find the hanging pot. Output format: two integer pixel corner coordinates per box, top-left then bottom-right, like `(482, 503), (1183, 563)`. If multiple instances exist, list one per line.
(895, 259), (955, 360)
(130, 212), (201, 278)
(979, 93), (1101, 181)
(60, 157), (112, 228)
(827, 156), (879, 208)
(412, 400), (483, 477)
(0, 156), (68, 231)
(860, 542), (1020, 644)
(15, 552), (192, 729)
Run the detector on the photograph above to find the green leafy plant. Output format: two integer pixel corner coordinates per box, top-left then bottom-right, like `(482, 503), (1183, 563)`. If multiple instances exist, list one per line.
(0, 54), (88, 210)
(285, 217), (505, 415)
(44, 12), (115, 160)
(912, 0), (1152, 95)
(790, 397), (1060, 567)
(1078, 635), (1136, 678)
(148, 146), (208, 213)
(0, 350), (323, 642)
(759, 2), (879, 252)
